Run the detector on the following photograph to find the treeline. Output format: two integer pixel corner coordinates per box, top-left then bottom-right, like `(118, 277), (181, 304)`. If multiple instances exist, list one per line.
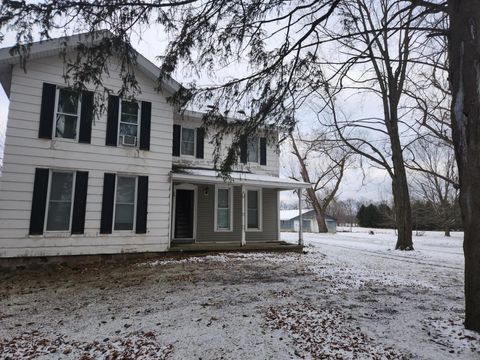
(357, 201), (462, 233)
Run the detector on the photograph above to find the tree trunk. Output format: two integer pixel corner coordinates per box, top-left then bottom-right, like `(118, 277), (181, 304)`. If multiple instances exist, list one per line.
(448, 0), (480, 332)
(389, 121), (414, 250)
(445, 228), (451, 237)
(308, 188), (329, 233)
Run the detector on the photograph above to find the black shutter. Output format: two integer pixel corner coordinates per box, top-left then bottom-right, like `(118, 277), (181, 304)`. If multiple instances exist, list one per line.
(79, 91), (94, 144)
(260, 137), (267, 166)
(39, 83), (56, 139)
(100, 173), (116, 234)
(139, 101), (151, 150)
(106, 95), (119, 146)
(196, 128), (205, 159)
(71, 171), (89, 234)
(240, 135), (247, 164)
(172, 124), (181, 156)
(136, 176), (149, 234)
(29, 168), (49, 235)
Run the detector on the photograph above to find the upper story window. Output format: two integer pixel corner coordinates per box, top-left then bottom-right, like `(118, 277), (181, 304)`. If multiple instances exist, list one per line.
(118, 101), (140, 146)
(55, 88), (80, 140)
(181, 127), (196, 156)
(247, 137), (259, 163)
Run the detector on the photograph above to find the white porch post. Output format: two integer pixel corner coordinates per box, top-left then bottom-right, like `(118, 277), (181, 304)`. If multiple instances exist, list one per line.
(298, 188), (304, 246)
(241, 185), (246, 246)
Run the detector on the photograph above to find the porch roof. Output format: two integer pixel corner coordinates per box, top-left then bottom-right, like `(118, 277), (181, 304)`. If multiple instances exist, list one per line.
(171, 168), (311, 190)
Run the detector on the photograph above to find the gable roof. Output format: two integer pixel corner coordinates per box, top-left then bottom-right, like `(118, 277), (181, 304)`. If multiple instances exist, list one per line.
(0, 30), (181, 97)
(280, 209), (336, 221)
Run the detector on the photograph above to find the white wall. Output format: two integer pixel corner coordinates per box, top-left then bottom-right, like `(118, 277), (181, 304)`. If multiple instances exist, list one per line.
(0, 55), (174, 257)
(173, 113), (280, 176)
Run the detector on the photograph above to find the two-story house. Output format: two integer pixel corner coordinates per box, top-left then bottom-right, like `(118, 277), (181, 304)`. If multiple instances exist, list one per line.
(0, 32), (309, 259)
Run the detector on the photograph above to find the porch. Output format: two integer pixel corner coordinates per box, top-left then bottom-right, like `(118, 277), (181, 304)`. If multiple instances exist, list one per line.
(169, 167), (311, 248)
(169, 240), (303, 253)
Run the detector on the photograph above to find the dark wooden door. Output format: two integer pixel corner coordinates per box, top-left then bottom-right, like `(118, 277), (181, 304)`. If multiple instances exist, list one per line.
(174, 189), (194, 239)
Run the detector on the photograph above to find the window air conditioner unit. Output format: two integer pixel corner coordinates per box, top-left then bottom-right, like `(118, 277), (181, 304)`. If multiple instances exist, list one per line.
(121, 135), (137, 146)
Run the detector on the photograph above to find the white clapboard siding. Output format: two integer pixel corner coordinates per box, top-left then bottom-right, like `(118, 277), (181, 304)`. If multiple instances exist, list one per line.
(0, 54), (174, 257)
(173, 114), (280, 176)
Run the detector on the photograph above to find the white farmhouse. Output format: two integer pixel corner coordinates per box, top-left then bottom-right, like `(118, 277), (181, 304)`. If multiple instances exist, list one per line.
(0, 32), (309, 259)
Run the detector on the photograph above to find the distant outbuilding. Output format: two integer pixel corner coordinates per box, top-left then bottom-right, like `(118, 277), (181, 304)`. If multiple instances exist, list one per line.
(280, 209), (337, 234)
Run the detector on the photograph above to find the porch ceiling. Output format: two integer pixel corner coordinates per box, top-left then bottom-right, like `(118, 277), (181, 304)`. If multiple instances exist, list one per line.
(171, 168), (311, 190)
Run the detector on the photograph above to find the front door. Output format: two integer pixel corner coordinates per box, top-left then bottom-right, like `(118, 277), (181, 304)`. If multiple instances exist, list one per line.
(174, 189), (195, 240)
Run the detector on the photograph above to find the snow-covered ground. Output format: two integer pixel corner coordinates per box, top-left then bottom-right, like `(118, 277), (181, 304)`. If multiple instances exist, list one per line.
(0, 229), (478, 359)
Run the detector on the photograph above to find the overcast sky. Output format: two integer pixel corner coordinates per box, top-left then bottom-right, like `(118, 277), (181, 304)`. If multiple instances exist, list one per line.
(0, 27), (392, 203)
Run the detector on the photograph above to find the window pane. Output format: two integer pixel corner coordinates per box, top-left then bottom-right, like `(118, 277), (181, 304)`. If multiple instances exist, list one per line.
(49, 173), (73, 201)
(247, 137), (258, 163)
(46, 172), (74, 231)
(57, 89), (79, 114)
(114, 176), (136, 231)
(181, 128), (195, 155)
(217, 208), (230, 229)
(247, 190), (259, 229)
(116, 177), (136, 203)
(248, 209), (258, 229)
(56, 114), (77, 139)
(114, 204), (134, 230)
(122, 101), (139, 117)
(46, 202), (72, 231)
(119, 123), (138, 137)
(218, 189), (229, 208)
(247, 190), (258, 210)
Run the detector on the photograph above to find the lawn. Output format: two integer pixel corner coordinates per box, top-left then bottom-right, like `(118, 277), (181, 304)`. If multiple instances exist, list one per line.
(0, 229), (479, 359)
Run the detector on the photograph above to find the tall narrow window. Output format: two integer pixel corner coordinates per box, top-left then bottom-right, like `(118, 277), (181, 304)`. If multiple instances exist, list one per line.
(55, 88), (80, 139)
(216, 187), (232, 231)
(46, 171), (75, 231)
(247, 137), (259, 163)
(114, 176), (137, 231)
(181, 127), (195, 156)
(119, 101), (139, 146)
(247, 190), (261, 230)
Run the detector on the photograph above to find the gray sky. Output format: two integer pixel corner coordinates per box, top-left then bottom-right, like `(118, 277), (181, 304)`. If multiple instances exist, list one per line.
(0, 28), (392, 203)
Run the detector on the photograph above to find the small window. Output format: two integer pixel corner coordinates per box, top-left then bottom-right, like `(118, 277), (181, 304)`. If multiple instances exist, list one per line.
(46, 171), (75, 231)
(114, 176), (137, 231)
(55, 88), (80, 139)
(119, 101), (139, 145)
(181, 127), (196, 156)
(216, 187), (232, 231)
(247, 189), (261, 230)
(247, 137), (259, 163)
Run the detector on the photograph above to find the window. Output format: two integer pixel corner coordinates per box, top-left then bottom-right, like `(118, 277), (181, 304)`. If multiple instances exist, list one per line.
(247, 137), (259, 163)
(55, 88), (80, 139)
(46, 171), (75, 231)
(114, 176), (137, 231)
(181, 127), (196, 156)
(215, 186), (232, 231)
(247, 189), (261, 230)
(119, 101), (139, 145)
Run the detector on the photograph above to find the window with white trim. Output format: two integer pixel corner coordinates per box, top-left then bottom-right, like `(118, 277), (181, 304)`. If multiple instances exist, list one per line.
(215, 186), (232, 231)
(55, 88), (80, 139)
(119, 100), (139, 146)
(247, 189), (261, 230)
(181, 127), (196, 156)
(247, 137), (259, 163)
(46, 171), (75, 231)
(114, 176), (137, 231)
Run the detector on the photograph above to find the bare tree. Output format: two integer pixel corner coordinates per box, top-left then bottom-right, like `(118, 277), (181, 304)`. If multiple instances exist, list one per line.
(288, 130), (350, 233)
(319, 0), (435, 250)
